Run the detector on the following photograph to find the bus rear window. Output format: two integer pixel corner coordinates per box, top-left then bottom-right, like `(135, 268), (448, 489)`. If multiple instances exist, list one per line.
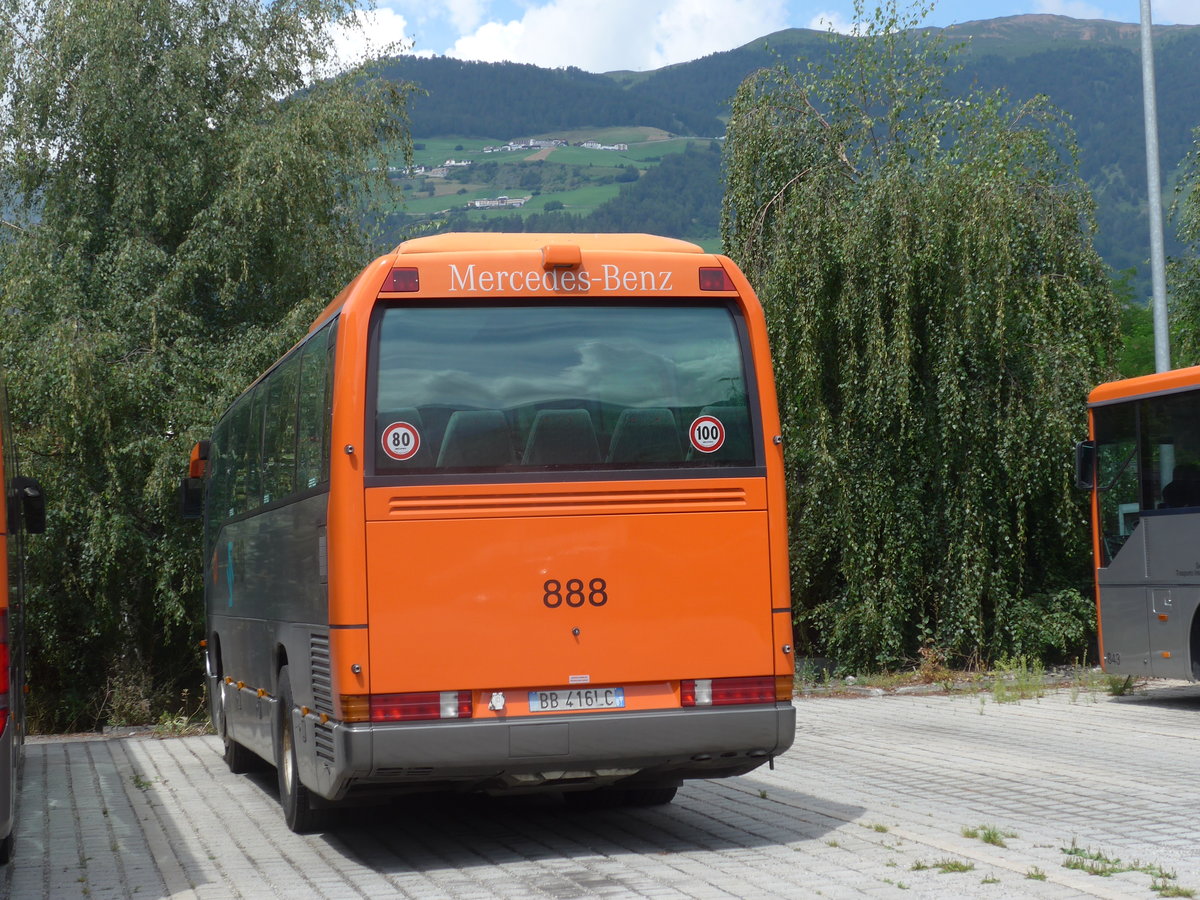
(370, 304), (757, 474)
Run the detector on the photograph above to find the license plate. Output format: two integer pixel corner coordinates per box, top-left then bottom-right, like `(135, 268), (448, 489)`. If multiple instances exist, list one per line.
(528, 687), (625, 713)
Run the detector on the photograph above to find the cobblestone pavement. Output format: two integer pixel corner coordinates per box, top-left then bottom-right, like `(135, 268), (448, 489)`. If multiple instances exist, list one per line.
(5, 680), (1200, 899)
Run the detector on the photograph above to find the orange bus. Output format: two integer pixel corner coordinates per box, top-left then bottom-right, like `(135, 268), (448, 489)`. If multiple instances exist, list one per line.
(1, 373), (45, 864)
(183, 233), (796, 832)
(1078, 365), (1200, 682)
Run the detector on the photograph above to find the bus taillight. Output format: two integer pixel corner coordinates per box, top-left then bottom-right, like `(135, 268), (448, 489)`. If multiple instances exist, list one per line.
(382, 267), (419, 292)
(358, 691), (473, 722)
(698, 267), (736, 292)
(680, 676), (776, 707)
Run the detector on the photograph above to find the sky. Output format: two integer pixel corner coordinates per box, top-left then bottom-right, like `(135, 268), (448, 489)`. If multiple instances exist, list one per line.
(333, 0), (1200, 73)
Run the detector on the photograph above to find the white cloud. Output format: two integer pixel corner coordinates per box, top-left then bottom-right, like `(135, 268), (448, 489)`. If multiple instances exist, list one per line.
(330, 6), (414, 69)
(444, 0), (488, 33)
(808, 10), (855, 34)
(446, 0), (788, 72)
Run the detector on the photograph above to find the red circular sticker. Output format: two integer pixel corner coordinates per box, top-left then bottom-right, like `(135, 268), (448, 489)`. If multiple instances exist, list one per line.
(381, 421), (421, 461)
(689, 415), (726, 453)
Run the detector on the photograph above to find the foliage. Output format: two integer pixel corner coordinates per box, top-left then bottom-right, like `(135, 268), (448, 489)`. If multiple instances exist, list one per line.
(722, 0), (1120, 671)
(1113, 270), (1156, 377)
(0, 0), (413, 730)
(1169, 126), (1200, 366)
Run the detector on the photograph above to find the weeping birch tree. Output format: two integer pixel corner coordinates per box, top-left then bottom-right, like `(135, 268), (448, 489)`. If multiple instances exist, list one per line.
(722, 1), (1120, 671)
(1170, 126), (1200, 365)
(0, 0), (413, 728)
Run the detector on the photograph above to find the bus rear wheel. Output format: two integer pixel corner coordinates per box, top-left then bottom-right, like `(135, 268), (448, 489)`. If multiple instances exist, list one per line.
(275, 666), (327, 833)
(213, 680), (256, 774)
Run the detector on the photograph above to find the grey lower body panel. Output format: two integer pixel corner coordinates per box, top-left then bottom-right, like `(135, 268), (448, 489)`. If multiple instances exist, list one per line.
(302, 703), (796, 801)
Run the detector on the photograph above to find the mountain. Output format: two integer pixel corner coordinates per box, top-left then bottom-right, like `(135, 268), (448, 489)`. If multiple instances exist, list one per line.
(383, 15), (1200, 295)
(379, 56), (722, 139)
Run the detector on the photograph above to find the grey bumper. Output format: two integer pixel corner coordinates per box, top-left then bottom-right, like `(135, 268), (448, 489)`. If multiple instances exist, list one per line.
(303, 702), (796, 800)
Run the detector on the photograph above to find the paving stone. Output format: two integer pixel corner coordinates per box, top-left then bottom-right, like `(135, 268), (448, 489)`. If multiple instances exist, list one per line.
(5, 682), (1200, 897)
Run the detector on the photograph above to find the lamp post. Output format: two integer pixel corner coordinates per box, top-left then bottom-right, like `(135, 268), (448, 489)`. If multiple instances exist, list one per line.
(1140, 0), (1171, 372)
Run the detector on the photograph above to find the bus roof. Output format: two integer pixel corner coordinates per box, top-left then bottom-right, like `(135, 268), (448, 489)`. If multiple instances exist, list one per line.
(393, 233), (705, 256)
(1089, 364), (1200, 406)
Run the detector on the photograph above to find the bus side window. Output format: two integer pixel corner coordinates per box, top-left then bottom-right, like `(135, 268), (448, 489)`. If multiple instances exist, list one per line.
(207, 415), (231, 546)
(1094, 402), (1139, 565)
(263, 352), (301, 503)
(321, 319), (338, 482)
(243, 387), (265, 512)
(225, 397), (252, 518)
(297, 327), (329, 490)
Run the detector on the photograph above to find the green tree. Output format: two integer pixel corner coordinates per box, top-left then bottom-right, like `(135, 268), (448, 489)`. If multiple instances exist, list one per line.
(722, 1), (1119, 671)
(0, 0), (413, 729)
(1170, 126), (1200, 365)
(1112, 269), (1155, 378)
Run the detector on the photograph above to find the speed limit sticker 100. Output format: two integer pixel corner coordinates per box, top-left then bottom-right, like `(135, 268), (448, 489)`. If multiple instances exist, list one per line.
(688, 415), (725, 453)
(381, 421), (421, 461)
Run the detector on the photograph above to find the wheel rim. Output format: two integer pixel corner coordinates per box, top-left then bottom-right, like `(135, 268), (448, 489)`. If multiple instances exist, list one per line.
(281, 717), (295, 797)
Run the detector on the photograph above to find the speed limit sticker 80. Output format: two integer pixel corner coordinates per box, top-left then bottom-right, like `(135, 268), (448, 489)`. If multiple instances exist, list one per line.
(381, 421), (421, 461)
(688, 415), (726, 453)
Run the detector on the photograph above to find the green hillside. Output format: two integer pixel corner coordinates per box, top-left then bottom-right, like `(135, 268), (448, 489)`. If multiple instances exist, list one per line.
(381, 14), (1200, 296)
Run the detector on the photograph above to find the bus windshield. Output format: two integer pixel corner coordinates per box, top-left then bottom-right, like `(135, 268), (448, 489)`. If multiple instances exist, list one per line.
(370, 303), (757, 473)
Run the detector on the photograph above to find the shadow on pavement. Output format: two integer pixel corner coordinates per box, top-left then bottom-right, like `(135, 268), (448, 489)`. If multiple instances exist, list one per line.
(300, 780), (864, 876)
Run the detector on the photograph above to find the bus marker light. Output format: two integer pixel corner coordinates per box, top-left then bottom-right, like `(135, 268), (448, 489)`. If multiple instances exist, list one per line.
(775, 675), (794, 701)
(188, 440), (210, 477)
(301, 706), (310, 716)
(541, 244), (582, 269)
(1159, 614), (1169, 621)
(257, 688), (266, 698)
(341, 695), (370, 722)
(382, 267), (419, 292)
(698, 267), (736, 292)
(236, 681), (245, 690)
(1162, 651), (1172, 658)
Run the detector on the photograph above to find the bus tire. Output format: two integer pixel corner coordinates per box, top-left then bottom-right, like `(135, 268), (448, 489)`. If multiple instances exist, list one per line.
(275, 666), (326, 833)
(0, 829), (12, 865)
(214, 684), (256, 774)
(622, 785), (678, 807)
(221, 727), (256, 775)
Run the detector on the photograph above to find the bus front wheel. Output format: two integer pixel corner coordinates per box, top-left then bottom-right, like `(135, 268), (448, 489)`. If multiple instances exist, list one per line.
(275, 666), (327, 833)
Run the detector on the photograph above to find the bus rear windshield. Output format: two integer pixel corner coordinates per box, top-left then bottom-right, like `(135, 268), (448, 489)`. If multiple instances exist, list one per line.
(370, 303), (757, 474)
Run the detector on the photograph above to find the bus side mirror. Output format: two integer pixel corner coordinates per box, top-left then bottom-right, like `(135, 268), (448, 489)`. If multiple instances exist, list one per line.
(11, 476), (45, 534)
(1075, 440), (1096, 490)
(179, 440), (210, 520)
(179, 477), (204, 519)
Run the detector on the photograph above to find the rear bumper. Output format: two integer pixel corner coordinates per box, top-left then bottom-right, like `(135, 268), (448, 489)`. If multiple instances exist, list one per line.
(302, 702), (796, 800)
